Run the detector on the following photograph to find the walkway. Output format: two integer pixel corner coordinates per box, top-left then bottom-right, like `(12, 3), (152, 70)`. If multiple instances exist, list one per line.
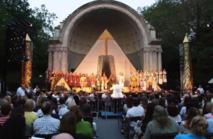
(95, 118), (125, 139)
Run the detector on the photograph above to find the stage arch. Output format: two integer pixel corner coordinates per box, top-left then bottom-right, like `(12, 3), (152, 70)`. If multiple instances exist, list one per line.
(48, 0), (162, 73)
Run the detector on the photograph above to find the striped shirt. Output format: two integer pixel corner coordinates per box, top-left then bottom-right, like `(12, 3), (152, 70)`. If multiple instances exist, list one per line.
(0, 116), (9, 126)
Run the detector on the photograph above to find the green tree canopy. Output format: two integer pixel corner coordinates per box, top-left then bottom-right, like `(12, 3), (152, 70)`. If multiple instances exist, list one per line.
(0, 0), (57, 90)
(142, 0), (213, 88)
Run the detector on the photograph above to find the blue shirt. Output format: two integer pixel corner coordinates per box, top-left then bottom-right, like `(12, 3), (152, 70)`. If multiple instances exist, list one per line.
(207, 118), (213, 133)
(175, 133), (206, 139)
(33, 115), (60, 135)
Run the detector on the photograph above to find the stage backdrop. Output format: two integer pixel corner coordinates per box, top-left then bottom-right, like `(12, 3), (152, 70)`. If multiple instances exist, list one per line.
(74, 30), (136, 85)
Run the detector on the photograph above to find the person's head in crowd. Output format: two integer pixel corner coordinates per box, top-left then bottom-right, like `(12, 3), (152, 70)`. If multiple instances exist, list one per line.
(190, 97), (200, 109)
(52, 133), (74, 139)
(37, 97), (47, 108)
(183, 96), (191, 107)
(59, 111), (77, 135)
(73, 95), (80, 105)
(154, 93), (160, 99)
(159, 97), (166, 107)
(152, 105), (169, 128)
(11, 105), (24, 117)
(50, 97), (58, 110)
(142, 103), (156, 132)
(79, 97), (87, 107)
(81, 103), (91, 117)
(151, 98), (159, 106)
(24, 99), (35, 112)
(4, 95), (11, 104)
(166, 94), (177, 105)
(133, 97), (140, 107)
(184, 107), (200, 128)
(14, 98), (26, 108)
(190, 116), (207, 136)
(167, 104), (179, 117)
(1, 101), (12, 116)
(59, 97), (67, 105)
(126, 96), (133, 108)
(41, 100), (52, 115)
(148, 94), (155, 101)
(66, 97), (76, 110)
(204, 102), (213, 115)
(70, 106), (83, 122)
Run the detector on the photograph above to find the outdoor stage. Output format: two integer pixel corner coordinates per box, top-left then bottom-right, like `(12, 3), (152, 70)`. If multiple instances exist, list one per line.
(47, 1), (165, 94)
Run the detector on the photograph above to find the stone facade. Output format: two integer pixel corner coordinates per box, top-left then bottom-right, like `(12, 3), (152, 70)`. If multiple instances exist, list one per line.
(48, 1), (162, 73)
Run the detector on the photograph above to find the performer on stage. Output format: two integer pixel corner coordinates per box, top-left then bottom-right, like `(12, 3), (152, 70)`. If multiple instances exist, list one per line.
(101, 73), (109, 91)
(90, 73), (96, 88)
(96, 75), (101, 91)
(163, 69), (167, 83)
(118, 72), (125, 87)
(130, 72), (138, 91)
(80, 74), (87, 88)
(158, 71), (163, 85)
(111, 82), (124, 98)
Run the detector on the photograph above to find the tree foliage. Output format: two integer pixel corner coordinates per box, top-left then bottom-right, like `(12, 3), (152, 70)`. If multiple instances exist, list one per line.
(0, 0), (57, 89)
(142, 0), (213, 88)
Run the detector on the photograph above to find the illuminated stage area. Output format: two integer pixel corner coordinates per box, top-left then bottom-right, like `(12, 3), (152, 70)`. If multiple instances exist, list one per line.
(49, 70), (167, 93)
(48, 1), (164, 93)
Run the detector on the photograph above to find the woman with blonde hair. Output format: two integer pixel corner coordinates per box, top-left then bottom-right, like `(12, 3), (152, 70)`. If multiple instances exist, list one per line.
(143, 105), (180, 139)
(175, 116), (207, 139)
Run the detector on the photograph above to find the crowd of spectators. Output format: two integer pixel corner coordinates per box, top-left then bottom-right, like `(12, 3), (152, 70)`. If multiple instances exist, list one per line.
(0, 84), (213, 139)
(0, 85), (95, 139)
(121, 85), (213, 139)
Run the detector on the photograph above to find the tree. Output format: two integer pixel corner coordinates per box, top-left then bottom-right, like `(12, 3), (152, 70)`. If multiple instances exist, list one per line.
(0, 0), (57, 90)
(142, 0), (213, 89)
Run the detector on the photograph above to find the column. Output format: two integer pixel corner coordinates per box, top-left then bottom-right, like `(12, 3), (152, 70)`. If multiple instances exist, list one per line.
(146, 52), (150, 71)
(143, 51), (147, 71)
(48, 49), (53, 71)
(53, 51), (60, 72)
(61, 50), (68, 72)
(158, 52), (162, 72)
(149, 51), (153, 72)
(153, 52), (157, 71)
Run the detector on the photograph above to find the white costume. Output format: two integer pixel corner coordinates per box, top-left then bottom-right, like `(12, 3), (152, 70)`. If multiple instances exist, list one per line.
(111, 84), (124, 98)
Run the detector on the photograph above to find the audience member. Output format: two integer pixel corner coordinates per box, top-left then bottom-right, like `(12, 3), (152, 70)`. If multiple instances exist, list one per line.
(52, 111), (76, 139)
(71, 106), (93, 139)
(33, 100), (60, 135)
(175, 116), (207, 139)
(24, 99), (37, 137)
(143, 105), (180, 139)
(1, 106), (26, 139)
(126, 97), (145, 118)
(0, 100), (11, 126)
(181, 107), (200, 133)
(167, 104), (182, 124)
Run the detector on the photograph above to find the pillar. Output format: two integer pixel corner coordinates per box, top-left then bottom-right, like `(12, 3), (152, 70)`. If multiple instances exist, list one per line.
(157, 51), (162, 72)
(48, 49), (53, 71)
